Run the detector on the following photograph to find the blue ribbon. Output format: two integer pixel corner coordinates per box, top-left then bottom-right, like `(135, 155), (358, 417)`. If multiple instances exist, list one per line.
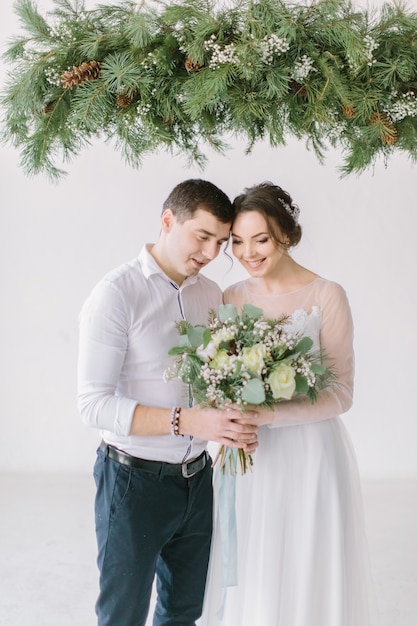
(216, 448), (238, 619)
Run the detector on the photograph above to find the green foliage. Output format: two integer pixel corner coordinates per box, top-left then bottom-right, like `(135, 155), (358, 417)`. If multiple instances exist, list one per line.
(293, 336), (313, 355)
(2, 0), (417, 179)
(241, 377), (266, 404)
(187, 325), (209, 348)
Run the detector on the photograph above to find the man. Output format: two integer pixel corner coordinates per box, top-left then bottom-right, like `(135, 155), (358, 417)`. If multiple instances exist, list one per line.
(77, 179), (258, 626)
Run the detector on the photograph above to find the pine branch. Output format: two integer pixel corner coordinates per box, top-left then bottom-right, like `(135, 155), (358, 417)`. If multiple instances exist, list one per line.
(15, 0), (52, 41)
(2, 0), (417, 179)
(51, 0), (85, 17)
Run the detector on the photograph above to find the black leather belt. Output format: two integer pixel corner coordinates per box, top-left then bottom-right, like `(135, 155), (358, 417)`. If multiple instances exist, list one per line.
(100, 441), (209, 478)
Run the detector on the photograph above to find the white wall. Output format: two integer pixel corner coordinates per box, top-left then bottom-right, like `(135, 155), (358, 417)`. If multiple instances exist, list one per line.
(1, 1), (416, 478)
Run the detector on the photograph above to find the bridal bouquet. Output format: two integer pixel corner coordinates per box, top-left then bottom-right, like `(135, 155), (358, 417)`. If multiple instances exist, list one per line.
(165, 303), (334, 473)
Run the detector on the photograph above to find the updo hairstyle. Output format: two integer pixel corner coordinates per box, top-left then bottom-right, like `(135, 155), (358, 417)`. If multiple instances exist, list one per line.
(232, 181), (302, 248)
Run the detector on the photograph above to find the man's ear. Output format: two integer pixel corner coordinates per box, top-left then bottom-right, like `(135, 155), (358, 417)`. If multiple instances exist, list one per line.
(161, 208), (175, 232)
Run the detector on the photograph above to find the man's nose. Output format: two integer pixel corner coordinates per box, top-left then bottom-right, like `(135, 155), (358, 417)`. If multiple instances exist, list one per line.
(202, 240), (219, 260)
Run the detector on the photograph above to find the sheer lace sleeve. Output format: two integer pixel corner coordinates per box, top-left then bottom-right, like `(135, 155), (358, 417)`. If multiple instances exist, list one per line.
(268, 281), (354, 427)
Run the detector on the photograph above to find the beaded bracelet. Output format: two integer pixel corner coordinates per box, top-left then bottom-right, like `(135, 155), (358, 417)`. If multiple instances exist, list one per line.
(170, 406), (182, 437)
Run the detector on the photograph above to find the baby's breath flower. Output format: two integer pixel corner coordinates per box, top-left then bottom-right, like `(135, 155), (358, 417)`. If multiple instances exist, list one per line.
(388, 91), (417, 123)
(364, 34), (378, 66)
(44, 67), (61, 87)
(259, 33), (290, 64)
(291, 55), (316, 82)
(204, 35), (238, 69)
(294, 356), (316, 387)
(137, 102), (152, 116)
(141, 52), (157, 69)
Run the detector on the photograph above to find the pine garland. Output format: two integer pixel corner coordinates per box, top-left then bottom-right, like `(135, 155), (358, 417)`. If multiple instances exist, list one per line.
(2, 0), (417, 180)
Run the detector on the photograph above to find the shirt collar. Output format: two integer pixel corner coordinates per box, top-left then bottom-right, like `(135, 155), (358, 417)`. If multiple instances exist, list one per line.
(138, 244), (199, 287)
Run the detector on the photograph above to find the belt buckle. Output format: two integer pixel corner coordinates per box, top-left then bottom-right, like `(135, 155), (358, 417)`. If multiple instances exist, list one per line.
(181, 453), (205, 478)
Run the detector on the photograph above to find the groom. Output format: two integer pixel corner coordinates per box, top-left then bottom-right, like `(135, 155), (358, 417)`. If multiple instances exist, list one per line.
(77, 179), (258, 626)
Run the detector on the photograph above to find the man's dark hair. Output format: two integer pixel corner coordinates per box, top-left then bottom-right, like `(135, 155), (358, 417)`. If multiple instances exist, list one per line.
(162, 179), (233, 224)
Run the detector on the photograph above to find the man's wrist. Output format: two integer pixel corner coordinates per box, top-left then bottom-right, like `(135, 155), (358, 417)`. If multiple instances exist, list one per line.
(177, 407), (193, 437)
(170, 407), (184, 437)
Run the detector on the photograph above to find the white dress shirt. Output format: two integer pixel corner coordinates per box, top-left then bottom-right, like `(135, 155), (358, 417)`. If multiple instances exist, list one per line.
(77, 245), (223, 463)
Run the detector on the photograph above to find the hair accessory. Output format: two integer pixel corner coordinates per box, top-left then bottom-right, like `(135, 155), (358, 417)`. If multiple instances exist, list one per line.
(170, 406), (183, 437)
(278, 198), (300, 225)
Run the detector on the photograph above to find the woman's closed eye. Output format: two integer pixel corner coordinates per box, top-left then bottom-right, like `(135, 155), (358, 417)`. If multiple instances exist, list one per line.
(232, 238), (269, 245)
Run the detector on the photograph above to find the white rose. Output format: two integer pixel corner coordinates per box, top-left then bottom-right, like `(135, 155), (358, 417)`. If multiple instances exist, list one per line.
(209, 349), (231, 370)
(267, 362), (296, 400)
(241, 343), (266, 375)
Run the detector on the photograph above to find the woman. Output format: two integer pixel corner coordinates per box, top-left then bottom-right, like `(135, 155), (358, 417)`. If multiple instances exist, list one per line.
(200, 182), (376, 626)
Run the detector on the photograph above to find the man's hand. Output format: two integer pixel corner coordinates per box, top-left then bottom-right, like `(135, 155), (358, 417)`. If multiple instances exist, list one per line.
(181, 406), (259, 450)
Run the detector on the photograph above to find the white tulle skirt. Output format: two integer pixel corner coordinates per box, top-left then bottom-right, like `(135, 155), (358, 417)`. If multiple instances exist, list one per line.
(199, 418), (378, 626)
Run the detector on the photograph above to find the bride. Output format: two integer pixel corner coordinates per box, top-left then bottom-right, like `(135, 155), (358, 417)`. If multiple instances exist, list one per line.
(199, 182), (377, 626)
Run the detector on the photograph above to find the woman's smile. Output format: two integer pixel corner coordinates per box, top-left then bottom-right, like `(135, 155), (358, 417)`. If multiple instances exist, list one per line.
(244, 258), (266, 269)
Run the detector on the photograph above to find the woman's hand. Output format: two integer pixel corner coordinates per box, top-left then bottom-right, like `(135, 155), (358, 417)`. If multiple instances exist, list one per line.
(234, 405), (276, 427)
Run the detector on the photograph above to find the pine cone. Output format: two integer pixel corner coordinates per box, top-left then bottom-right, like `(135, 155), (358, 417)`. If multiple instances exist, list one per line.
(369, 112), (398, 145)
(116, 91), (138, 108)
(342, 105), (356, 119)
(369, 112), (388, 124)
(383, 131), (398, 146)
(184, 58), (202, 72)
(61, 60), (101, 90)
(289, 80), (307, 97)
(43, 101), (55, 115)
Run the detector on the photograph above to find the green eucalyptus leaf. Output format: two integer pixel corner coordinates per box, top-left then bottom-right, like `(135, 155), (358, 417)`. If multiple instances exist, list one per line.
(311, 362), (326, 375)
(218, 304), (238, 322)
(295, 376), (309, 394)
(294, 336), (313, 354)
(233, 360), (242, 377)
(187, 325), (206, 347)
(203, 328), (212, 347)
(241, 378), (266, 404)
(178, 334), (192, 347)
(168, 345), (188, 355)
(241, 303), (264, 319)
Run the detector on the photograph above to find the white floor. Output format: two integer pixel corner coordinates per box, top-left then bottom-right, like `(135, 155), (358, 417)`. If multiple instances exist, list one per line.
(0, 475), (415, 626)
